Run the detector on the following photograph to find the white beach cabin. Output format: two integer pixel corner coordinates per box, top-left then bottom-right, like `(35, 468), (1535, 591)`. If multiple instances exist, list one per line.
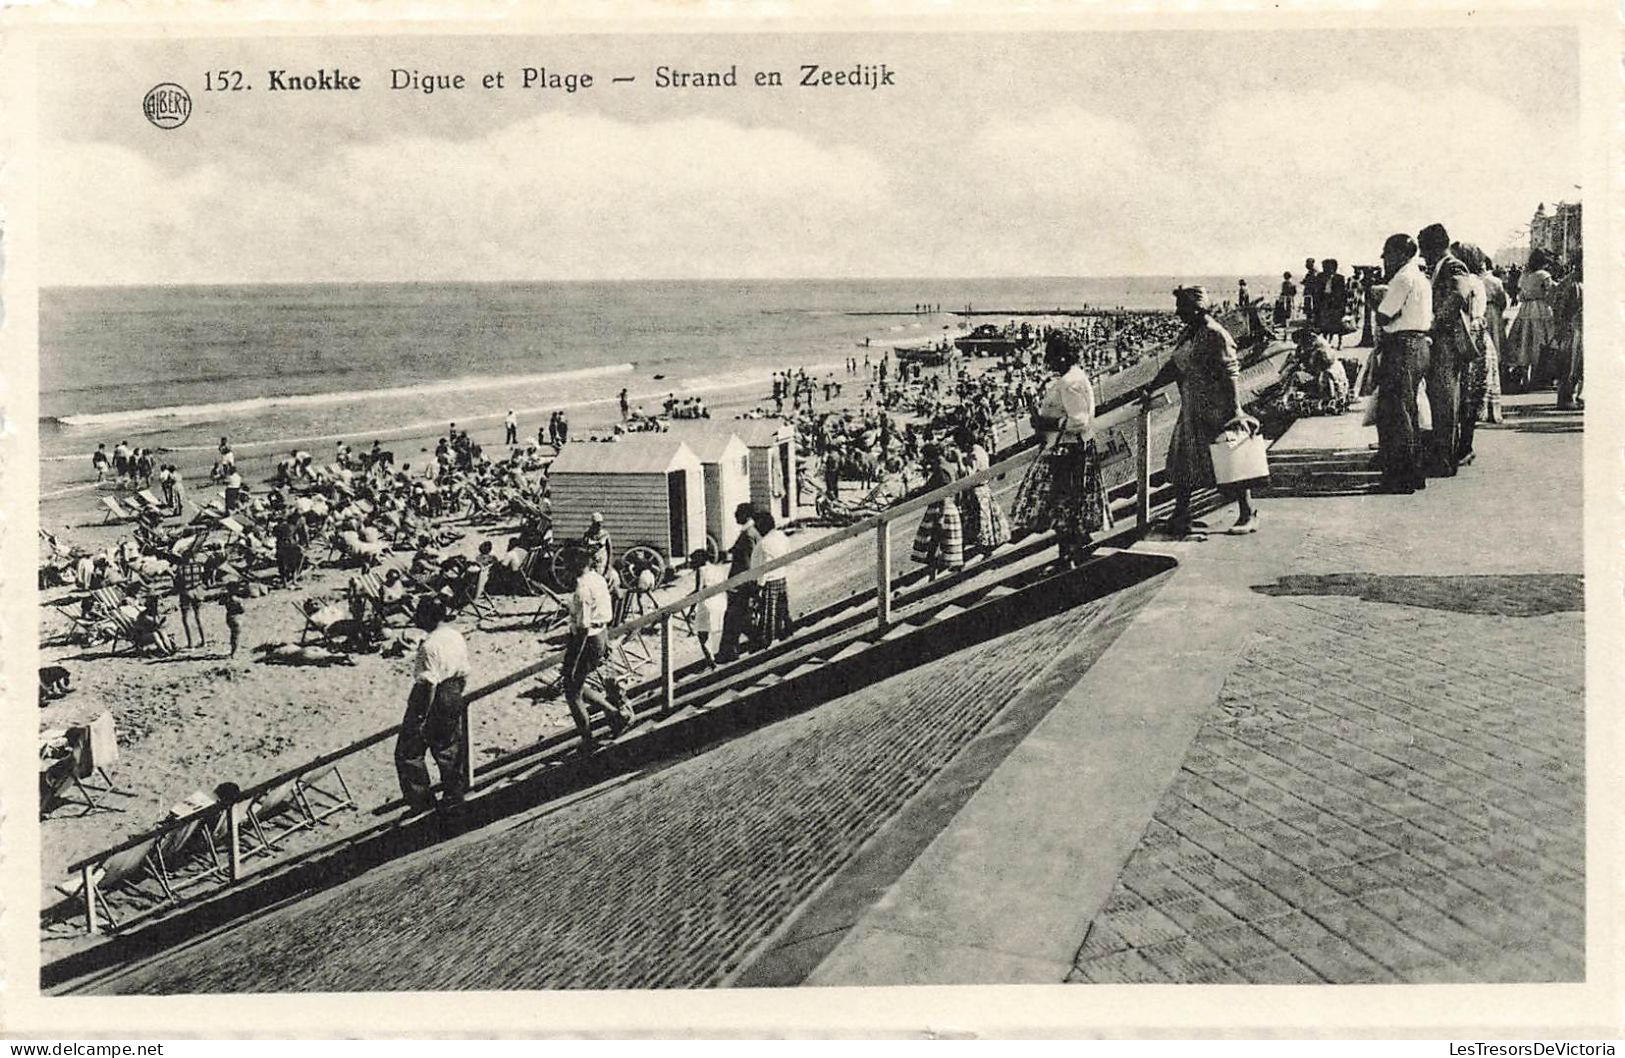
(673, 419), (798, 524)
(547, 437), (707, 566)
(664, 429), (751, 556)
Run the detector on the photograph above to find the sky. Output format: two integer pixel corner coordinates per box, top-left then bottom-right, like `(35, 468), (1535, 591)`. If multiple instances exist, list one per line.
(40, 26), (1582, 285)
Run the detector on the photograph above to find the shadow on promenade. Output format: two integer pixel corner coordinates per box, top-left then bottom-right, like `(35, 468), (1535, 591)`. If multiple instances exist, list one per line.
(1250, 572), (1583, 617)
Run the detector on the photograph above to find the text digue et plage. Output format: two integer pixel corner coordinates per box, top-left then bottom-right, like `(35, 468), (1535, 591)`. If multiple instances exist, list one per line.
(239, 64), (897, 95)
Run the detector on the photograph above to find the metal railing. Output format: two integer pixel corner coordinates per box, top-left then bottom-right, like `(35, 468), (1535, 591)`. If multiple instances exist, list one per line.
(56, 394), (1173, 935)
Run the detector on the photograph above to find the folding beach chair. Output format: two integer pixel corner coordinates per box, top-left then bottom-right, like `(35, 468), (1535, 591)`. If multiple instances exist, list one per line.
(350, 569), (412, 622)
(104, 607), (177, 657)
(53, 836), (168, 931)
(134, 489), (165, 514)
(84, 712), (122, 792)
(519, 550), (570, 633)
(451, 565), (498, 628)
(295, 764), (357, 825)
(245, 777), (317, 855)
(100, 497), (135, 524)
(296, 597), (351, 645)
(50, 586), (126, 643)
(151, 793), (218, 892)
(203, 797), (253, 872)
(39, 732), (102, 817)
(88, 585), (130, 615)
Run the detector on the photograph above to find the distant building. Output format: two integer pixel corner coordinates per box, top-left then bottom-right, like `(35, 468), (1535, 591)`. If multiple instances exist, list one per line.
(1530, 201), (1582, 266)
(1493, 245), (1529, 269)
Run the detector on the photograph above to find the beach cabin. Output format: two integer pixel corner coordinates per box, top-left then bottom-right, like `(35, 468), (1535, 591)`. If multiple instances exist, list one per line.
(546, 437), (706, 566)
(673, 419), (798, 524)
(665, 429), (752, 555)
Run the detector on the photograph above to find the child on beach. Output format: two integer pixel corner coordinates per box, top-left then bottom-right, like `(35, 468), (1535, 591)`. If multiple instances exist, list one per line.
(223, 582), (246, 658)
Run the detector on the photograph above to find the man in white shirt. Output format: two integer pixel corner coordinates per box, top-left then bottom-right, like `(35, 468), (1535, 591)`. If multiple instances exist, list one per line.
(504, 410), (519, 446)
(1374, 233), (1435, 494)
(394, 596), (472, 813)
(562, 548), (632, 746)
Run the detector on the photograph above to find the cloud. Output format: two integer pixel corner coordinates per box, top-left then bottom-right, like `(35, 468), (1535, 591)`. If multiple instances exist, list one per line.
(915, 105), (1192, 276)
(44, 82), (1579, 284)
(1196, 82), (1580, 263)
(44, 113), (898, 284)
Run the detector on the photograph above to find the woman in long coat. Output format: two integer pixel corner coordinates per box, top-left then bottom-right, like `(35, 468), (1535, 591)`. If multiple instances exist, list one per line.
(1142, 286), (1260, 535)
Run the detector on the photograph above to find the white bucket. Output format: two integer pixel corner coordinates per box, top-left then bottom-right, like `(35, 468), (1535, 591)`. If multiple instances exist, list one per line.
(1209, 431), (1270, 485)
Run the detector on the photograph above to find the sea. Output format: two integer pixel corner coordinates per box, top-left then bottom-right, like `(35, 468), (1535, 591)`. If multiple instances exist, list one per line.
(39, 276), (1274, 497)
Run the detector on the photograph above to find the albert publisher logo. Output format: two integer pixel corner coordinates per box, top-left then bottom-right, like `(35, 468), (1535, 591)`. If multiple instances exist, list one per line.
(143, 83), (192, 129)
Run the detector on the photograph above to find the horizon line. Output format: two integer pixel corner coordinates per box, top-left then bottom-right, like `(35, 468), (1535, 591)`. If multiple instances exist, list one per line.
(41, 271), (1342, 292)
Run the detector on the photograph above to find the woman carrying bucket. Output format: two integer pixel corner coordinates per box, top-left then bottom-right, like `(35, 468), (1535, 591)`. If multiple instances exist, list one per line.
(1140, 285), (1264, 537)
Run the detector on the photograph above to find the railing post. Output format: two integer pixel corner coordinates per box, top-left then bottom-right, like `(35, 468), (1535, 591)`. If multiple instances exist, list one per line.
(875, 520), (892, 631)
(1136, 398), (1152, 530)
(661, 614), (675, 714)
(460, 712), (474, 794)
(82, 865), (98, 935)
(226, 803), (243, 883)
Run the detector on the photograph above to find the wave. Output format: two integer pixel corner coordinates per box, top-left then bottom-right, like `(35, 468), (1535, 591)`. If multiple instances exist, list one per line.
(42, 363), (799, 465)
(49, 363), (637, 430)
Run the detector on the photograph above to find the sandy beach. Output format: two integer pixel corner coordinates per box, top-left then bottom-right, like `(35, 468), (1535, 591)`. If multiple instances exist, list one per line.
(36, 353), (936, 916)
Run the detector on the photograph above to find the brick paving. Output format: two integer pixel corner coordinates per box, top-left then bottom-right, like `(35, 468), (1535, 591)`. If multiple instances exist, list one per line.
(99, 578), (1155, 993)
(1070, 397), (1584, 984)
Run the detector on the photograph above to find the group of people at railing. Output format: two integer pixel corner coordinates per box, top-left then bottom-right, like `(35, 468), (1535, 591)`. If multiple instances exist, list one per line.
(1368, 224), (1582, 495)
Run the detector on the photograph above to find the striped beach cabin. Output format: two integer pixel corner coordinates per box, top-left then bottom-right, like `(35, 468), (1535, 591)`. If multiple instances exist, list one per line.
(546, 437), (707, 566)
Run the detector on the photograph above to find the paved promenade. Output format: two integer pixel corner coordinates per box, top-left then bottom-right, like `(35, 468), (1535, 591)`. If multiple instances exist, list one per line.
(1066, 396), (1583, 983)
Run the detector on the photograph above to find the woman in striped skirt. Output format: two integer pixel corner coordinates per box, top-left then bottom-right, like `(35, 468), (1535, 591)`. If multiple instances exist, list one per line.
(953, 425), (1010, 559)
(1011, 334), (1111, 567)
(751, 509), (793, 648)
(910, 445), (966, 580)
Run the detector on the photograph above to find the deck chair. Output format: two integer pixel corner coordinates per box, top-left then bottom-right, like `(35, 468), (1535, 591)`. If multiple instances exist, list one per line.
(351, 570), (413, 623)
(54, 836), (169, 931)
(297, 597), (353, 645)
(87, 585), (130, 614)
(51, 587), (125, 642)
(39, 733), (110, 817)
(245, 777), (317, 855)
(519, 551), (570, 633)
(452, 565), (498, 627)
(83, 712), (122, 793)
(202, 798), (253, 874)
(133, 489), (165, 513)
(100, 496), (135, 524)
(105, 607), (178, 657)
(151, 793), (217, 891)
(295, 764), (357, 825)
